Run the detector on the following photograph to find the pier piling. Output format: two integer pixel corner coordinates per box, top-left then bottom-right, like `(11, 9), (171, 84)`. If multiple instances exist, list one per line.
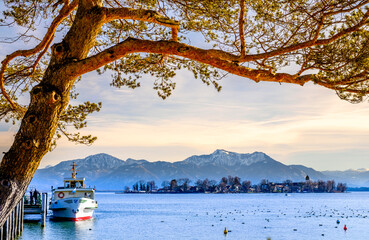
(0, 198), (24, 240)
(0, 192), (47, 240)
(41, 193), (47, 227)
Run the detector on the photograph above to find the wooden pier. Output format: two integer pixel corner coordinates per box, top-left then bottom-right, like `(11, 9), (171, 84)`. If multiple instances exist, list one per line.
(23, 193), (48, 227)
(0, 193), (48, 240)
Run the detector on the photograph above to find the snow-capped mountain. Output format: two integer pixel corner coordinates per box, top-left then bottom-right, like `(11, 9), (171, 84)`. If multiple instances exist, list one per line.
(30, 150), (364, 190)
(181, 149), (271, 167)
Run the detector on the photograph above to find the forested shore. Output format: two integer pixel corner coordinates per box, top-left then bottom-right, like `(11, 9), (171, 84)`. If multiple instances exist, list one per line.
(124, 176), (347, 194)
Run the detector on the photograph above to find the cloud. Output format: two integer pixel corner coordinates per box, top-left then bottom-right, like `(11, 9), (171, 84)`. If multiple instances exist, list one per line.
(2, 68), (369, 171)
(45, 91), (369, 170)
(0, 131), (15, 147)
(2, 43), (369, 171)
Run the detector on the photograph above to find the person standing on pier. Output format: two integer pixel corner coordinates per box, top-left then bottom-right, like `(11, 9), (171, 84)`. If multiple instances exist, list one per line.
(34, 189), (39, 204)
(30, 190), (33, 205)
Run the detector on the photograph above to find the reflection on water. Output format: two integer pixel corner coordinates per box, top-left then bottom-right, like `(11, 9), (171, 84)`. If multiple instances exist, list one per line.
(19, 192), (369, 240)
(21, 212), (97, 240)
(53, 219), (96, 239)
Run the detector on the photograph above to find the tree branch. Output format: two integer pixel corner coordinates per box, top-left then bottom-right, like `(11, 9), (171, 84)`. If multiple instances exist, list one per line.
(104, 7), (180, 40)
(239, 0), (246, 57)
(0, 0), (78, 110)
(240, 8), (369, 62)
(325, 0), (369, 16)
(312, 15), (325, 43)
(66, 37), (311, 86)
(31, 34), (55, 74)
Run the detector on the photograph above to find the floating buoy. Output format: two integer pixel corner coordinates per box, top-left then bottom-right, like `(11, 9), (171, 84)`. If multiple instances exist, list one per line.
(344, 225), (347, 231)
(336, 220), (340, 224)
(224, 227), (228, 234)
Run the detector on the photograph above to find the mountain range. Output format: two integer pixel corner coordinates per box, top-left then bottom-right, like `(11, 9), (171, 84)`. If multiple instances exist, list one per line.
(30, 149), (369, 190)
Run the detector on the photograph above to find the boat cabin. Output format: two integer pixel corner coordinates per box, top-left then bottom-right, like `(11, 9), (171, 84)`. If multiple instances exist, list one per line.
(52, 188), (95, 200)
(64, 178), (86, 189)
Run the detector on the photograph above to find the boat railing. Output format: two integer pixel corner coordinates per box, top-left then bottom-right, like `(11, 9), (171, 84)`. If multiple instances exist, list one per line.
(55, 187), (95, 190)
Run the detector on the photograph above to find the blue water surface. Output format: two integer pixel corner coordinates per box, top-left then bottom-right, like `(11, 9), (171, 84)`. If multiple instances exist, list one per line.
(19, 192), (369, 240)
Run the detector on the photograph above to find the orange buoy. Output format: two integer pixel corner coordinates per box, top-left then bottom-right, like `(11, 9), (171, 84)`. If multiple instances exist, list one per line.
(344, 225), (347, 231)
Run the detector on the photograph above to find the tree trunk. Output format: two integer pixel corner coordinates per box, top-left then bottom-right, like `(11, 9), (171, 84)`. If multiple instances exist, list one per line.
(0, 0), (105, 226)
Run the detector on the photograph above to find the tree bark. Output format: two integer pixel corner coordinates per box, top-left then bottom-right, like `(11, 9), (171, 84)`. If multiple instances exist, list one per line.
(0, 0), (105, 226)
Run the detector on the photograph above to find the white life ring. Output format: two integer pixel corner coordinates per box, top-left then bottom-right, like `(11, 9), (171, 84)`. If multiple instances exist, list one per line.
(58, 192), (65, 198)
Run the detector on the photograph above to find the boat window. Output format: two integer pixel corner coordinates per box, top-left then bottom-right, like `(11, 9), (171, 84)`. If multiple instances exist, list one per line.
(83, 192), (92, 199)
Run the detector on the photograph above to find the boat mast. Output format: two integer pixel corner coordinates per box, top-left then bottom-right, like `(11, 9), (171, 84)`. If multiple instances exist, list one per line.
(71, 162), (78, 179)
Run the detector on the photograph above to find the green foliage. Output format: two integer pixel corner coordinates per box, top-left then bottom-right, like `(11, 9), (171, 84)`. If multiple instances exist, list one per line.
(2, 0), (369, 149)
(52, 100), (102, 150)
(100, 53), (222, 99)
(1, 0), (58, 30)
(309, 31), (369, 103)
(96, 0), (369, 104)
(0, 97), (24, 124)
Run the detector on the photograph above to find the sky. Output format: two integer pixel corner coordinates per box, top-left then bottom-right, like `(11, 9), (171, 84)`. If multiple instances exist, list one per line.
(1, 12), (369, 171)
(2, 67), (369, 171)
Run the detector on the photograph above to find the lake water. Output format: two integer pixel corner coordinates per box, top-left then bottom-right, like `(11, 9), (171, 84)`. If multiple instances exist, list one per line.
(19, 192), (369, 240)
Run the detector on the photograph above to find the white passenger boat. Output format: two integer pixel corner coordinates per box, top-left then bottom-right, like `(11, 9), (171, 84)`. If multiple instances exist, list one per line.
(49, 162), (98, 221)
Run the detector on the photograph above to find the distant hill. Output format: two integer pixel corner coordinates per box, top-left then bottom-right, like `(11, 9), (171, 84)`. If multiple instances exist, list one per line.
(30, 150), (367, 191)
(322, 169), (369, 187)
(288, 165), (327, 180)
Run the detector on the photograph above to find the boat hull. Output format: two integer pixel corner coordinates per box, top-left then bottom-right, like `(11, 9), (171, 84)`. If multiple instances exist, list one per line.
(50, 197), (97, 221)
(52, 215), (93, 221)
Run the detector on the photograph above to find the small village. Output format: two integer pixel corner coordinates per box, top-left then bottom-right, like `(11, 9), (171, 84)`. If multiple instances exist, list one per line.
(125, 175), (347, 194)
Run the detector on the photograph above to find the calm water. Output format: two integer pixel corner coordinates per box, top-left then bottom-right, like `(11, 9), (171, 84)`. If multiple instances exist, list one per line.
(19, 192), (369, 240)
